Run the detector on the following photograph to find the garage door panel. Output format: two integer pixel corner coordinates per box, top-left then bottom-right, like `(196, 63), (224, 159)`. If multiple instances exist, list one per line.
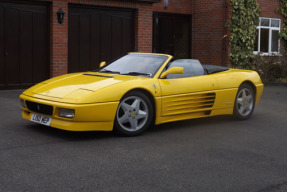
(79, 14), (90, 72)
(174, 16), (190, 58)
(101, 15), (112, 64)
(68, 15), (79, 73)
(122, 18), (133, 55)
(0, 2), (49, 89)
(20, 11), (33, 84)
(0, 7), (4, 86)
(153, 13), (191, 58)
(112, 16), (122, 60)
(68, 5), (135, 73)
(33, 12), (48, 83)
(6, 7), (20, 85)
(90, 14), (101, 70)
(0, 2), (47, 14)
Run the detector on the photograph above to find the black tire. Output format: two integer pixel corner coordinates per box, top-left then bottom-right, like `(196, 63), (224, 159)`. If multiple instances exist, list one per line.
(233, 83), (255, 120)
(114, 91), (153, 136)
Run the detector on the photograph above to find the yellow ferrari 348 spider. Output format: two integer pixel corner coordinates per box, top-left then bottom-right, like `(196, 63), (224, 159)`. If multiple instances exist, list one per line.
(20, 53), (264, 136)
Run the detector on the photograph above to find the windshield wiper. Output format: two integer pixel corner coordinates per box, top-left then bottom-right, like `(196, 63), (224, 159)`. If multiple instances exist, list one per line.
(99, 69), (120, 74)
(121, 72), (152, 77)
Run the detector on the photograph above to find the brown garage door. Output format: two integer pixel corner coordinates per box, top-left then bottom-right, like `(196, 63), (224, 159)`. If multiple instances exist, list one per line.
(153, 13), (191, 59)
(0, 2), (49, 90)
(68, 5), (135, 73)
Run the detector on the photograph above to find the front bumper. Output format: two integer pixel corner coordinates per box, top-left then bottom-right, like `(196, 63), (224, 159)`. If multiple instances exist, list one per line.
(20, 94), (119, 131)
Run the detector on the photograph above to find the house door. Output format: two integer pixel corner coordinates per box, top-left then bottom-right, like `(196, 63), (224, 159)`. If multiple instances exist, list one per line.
(68, 5), (135, 73)
(153, 13), (191, 59)
(0, 2), (49, 89)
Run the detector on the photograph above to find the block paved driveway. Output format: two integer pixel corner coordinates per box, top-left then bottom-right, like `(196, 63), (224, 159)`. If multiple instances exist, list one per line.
(0, 86), (287, 192)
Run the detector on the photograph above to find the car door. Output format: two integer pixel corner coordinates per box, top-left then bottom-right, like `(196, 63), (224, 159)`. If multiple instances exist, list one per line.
(158, 60), (218, 117)
(159, 75), (218, 116)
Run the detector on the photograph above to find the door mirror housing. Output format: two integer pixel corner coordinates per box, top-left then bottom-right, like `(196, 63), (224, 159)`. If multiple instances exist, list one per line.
(160, 67), (184, 79)
(99, 61), (106, 68)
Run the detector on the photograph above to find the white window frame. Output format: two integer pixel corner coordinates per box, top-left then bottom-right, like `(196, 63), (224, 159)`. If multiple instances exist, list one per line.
(254, 17), (281, 56)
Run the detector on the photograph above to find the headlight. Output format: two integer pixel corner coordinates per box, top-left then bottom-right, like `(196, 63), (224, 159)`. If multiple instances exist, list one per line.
(59, 108), (75, 119)
(20, 99), (26, 108)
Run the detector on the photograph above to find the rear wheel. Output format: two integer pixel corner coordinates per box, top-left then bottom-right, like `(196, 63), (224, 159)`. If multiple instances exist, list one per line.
(233, 84), (255, 120)
(114, 91), (153, 136)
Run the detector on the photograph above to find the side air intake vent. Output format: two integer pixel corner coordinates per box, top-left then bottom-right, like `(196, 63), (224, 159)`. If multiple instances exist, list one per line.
(162, 92), (216, 116)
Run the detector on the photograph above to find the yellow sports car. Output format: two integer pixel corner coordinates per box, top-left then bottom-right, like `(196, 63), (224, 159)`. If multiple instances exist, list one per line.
(20, 53), (264, 136)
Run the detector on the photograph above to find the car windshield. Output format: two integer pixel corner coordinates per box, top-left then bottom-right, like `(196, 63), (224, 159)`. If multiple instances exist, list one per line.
(98, 54), (168, 77)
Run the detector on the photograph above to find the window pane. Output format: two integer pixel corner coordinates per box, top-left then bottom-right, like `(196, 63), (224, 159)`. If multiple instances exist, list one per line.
(260, 28), (269, 52)
(261, 18), (270, 26)
(271, 19), (280, 28)
(271, 30), (279, 52)
(254, 29), (259, 51)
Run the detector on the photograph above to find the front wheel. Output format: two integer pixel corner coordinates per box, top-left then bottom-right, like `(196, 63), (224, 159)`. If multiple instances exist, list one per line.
(233, 84), (255, 120)
(114, 91), (153, 136)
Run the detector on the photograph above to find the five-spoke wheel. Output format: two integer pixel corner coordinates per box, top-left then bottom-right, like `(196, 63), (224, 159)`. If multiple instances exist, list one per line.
(233, 84), (255, 120)
(114, 91), (153, 136)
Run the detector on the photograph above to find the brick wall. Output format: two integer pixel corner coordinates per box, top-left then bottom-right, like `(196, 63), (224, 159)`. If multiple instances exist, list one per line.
(192, 0), (228, 66)
(257, 0), (281, 18)
(50, 1), (68, 77)
(136, 5), (153, 52)
(47, 0), (282, 77)
(153, 0), (192, 14)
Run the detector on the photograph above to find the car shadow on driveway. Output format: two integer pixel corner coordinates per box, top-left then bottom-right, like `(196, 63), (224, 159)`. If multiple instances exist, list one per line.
(150, 115), (234, 133)
(24, 115), (239, 140)
(25, 123), (115, 141)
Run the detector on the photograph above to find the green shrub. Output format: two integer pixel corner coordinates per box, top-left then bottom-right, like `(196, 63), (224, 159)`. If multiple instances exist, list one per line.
(249, 52), (287, 82)
(277, 0), (287, 51)
(228, 0), (260, 68)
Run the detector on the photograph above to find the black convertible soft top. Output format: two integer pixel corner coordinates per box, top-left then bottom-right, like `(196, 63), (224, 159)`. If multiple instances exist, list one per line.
(202, 64), (229, 75)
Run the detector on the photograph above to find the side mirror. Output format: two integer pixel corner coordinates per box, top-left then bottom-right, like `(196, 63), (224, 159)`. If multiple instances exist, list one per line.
(160, 67), (184, 79)
(99, 61), (106, 68)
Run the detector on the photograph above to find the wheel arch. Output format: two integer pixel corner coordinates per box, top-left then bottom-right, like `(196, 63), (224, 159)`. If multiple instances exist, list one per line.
(239, 80), (256, 97)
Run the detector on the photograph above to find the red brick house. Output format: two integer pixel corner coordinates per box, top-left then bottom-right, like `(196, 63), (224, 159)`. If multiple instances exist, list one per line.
(0, 0), (283, 89)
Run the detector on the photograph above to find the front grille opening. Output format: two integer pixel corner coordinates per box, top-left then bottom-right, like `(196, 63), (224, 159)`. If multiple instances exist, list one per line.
(26, 101), (53, 116)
